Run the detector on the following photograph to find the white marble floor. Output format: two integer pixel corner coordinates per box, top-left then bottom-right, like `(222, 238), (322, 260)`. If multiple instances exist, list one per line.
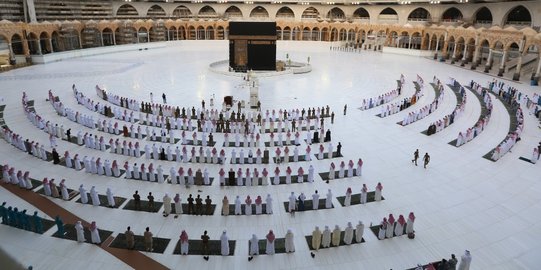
(0, 40), (540, 270)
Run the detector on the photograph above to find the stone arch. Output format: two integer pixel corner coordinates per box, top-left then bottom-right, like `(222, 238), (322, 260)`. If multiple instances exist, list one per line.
(276, 26), (282, 40)
(188, 25), (196, 40)
(199, 6), (217, 18)
(276, 7), (295, 19)
(302, 27), (311, 41)
(379, 7), (398, 22)
(292, 26), (301, 40)
(102, 28), (114, 46)
(330, 28), (338, 41)
(196, 26), (205, 40)
(147, 5), (166, 18)
(116, 4), (139, 18)
(10, 33), (24, 55)
(301, 7), (319, 20)
(224, 6), (243, 18)
(442, 7), (463, 22)
(27, 32), (40, 54)
(339, 29), (347, 41)
(474, 7), (492, 25)
(327, 7), (345, 21)
(312, 27), (320, 41)
(283, 26), (291, 40)
(206, 26), (215, 40)
(504, 5), (531, 26)
(321, 27), (329, 41)
(173, 5), (192, 18)
(179, 26), (187, 40)
(353, 8), (369, 20)
(250, 6), (269, 18)
(408, 7), (431, 21)
(167, 26), (177, 41)
(137, 27), (149, 43)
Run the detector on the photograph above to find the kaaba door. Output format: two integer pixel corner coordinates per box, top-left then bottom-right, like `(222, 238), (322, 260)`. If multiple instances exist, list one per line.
(234, 40), (248, 66)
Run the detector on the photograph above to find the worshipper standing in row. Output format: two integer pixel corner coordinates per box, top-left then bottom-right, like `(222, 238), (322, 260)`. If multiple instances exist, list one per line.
(179, 230), (189, 255)
(125, 226), (135, 249)
(285, 229), (295, 253)
(75, 221), (85, 243)
(221, 231), (229, 256)
(144, 227), (153, 252)
(201, 230), (210, 260)
(266, 230), (276, 255)
(133, 191), (141, 210)
(162, 93), (167, 104)
(249, 234), (259, 259)
(90, 221), (101, 244)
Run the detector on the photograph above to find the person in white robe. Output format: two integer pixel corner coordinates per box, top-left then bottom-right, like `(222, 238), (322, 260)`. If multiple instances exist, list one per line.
(265, 230), (275, 255)
(312, 190), (320, 210)
(285, 229), (295, 253)
(75, 221), (85, 243)
(288, 192), (296, 213)
(179, 230), (189, 255)
(90, 186), (100, 206)
(344, 187), (352, 206)
(220, 231), (230, 256)
(386, 214), (395, 238)
(331, 225), (341, 246)
(395, 215), (406, 236)
(321, 226), (331, 248)
(174, 194), (182, 216)
(375, 182), (383, 201)
(89, 221), (101, 244)
(245, 196), (252, 215)
(344, 222), (354, 245)
(249, 234), (259, 255)
(163, 193), (172, 216)
(79, 184), (88, 204)
(355, 221), (364, 243)
(378, 219), (387, 240)
(308, 165), (314, 182)
(235, 196), (242, 215)
(60, 179), (69, 201)
(406, 212), (415, 234)
(458, 250), (472, 270)
(325, 189), (333, 208)
(103, 188), (115, 207)
(265, 194), (273, 214)
(532, 148), (539, 164)
(312, 226), (322, 250)
(360, 184), (368, 204)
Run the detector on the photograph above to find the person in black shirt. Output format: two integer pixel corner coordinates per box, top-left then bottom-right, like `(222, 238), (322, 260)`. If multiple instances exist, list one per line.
(133, 191), (141, 210)
(147, 192), (154, 211)
(187, 194), (194, 214)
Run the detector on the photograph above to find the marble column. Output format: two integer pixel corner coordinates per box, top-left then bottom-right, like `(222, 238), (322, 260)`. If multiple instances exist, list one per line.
(497, 49), (507, 76)
(460, 43), (467, 66)
(484, 49), (493, 73)
(513, 54), (523, 81)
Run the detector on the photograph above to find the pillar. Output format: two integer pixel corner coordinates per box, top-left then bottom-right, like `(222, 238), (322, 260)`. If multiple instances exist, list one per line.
(113, 31), (116, 45)
(36, 38), (42, 55)
(484, 49), (493, 73)
(441, 41), (449, 60)
(498, 49), (507, 76)
(434, 38), (440, 59)
(451, 42), (458, 64)
(471, 45), (480, 70)
(48, 38), (53, 53)
(534, 57), (541, 80)
(513, 54), (523, 81)
(147, 30), (150, 42)
(7, 43), (15, 64)
(408, 36), (412, 49)
(460, 43), (467, 66)
(281, 30), (284, 41)
(100, 32), (104, 46)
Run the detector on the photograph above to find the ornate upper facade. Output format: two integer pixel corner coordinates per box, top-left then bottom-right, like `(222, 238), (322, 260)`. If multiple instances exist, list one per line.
(0, 0), (539, 81)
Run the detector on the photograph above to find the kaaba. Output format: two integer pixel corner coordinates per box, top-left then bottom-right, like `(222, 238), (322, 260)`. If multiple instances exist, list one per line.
(229, 22), (277, 72)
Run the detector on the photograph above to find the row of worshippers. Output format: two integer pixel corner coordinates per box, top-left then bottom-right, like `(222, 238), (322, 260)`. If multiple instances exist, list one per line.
(360, 74), (404, 110)
(311, 221), (365, 250)
(73, 85), (113, 118)
(230, 146), (310, 165)
(2, 164), (33, 190)
(221, 165), (315, 186)
(426, 78), (467, 135)
(491, 107), (524, 161)
(379, 77), (423, 118)
(0, 202), (44, 234)
(327, 159), (364, 179)
(224, 130), (306, 148)
(455, 83), (493, 146)
(0, 127), (50, 163)
(487, 79), (521, 109)
(100, 84), (333, 123)
(122, 162), (186, 183)
(377, 212), (415, 240)
(49, 90), (97, 130)
(63, 152), (122, 177)
(147, 144), (225, 164)
(76, 184), (116, 207)
(74, 220), (102, 245)
(160, 193), (212, 216)
(414, 250), (471, 270)
(288, 189), (333, 212)
(401, 81), (444, 126)
(343, 183), (383, 206)
(221, 194), (274, 215)
(119, 226), (156, 252)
